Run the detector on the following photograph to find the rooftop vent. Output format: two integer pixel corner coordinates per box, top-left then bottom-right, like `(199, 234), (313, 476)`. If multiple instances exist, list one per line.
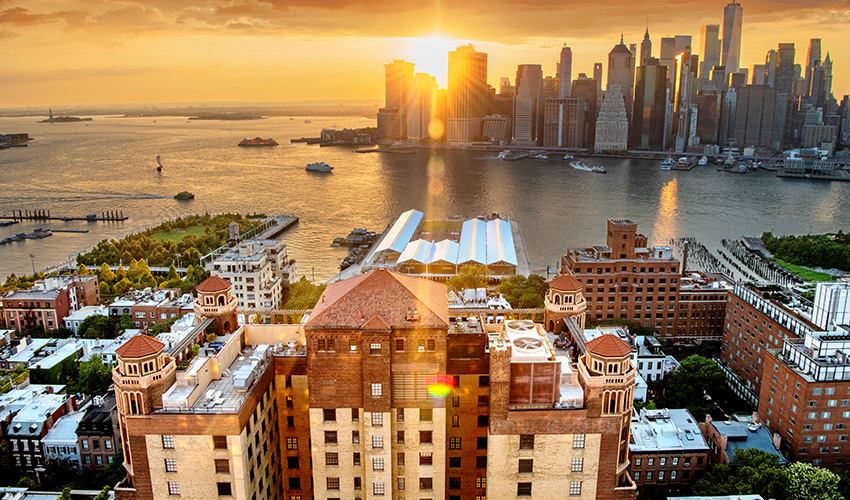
(512, 337), (544, 353)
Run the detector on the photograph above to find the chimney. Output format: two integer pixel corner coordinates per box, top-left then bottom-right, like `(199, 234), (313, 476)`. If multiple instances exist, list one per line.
(773, 432), (782, 450)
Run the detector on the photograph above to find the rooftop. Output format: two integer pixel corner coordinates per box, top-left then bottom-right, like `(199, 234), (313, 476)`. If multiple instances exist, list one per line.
(708, 419), (787, 464)
(195, 276), (232, 293)
(630, 408), (709, 453)
(115, 335), (165, 359)
(9, 393), (69, 437)
(587, 334), (632, 358)
(42, 411), (85, 446)
(550, 274), (583, 292)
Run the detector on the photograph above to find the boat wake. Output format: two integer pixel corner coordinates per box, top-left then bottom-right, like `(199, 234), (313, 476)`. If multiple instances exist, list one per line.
(569, 161), (593, 172)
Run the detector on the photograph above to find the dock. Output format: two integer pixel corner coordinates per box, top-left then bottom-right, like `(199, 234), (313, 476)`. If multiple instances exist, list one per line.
(0, 209), (128, 222)
(354, 149), (416, 155)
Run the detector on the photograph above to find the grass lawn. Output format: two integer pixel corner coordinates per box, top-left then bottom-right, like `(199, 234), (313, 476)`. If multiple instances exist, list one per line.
(150, 224), (208, 243)
(771, 258), (835, 282)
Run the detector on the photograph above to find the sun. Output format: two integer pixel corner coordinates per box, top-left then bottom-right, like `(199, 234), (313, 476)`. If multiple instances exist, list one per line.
(402, 36), (465, 87)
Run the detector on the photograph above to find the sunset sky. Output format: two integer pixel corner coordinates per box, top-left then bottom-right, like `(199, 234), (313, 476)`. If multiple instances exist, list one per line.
(1, 0), (848, 107)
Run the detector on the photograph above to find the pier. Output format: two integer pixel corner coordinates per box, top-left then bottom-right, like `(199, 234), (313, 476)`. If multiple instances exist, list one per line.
(0, 209), (128, 222)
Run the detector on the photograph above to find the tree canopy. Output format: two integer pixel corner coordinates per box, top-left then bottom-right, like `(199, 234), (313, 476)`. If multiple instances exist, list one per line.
(446, 265), (488, 292)
(762, 231), (850, 271)
(659, 354), (724, 420)
(496, 274), (549, 308)
(75, 354), (113, 396)
(79, 315), (118, 340)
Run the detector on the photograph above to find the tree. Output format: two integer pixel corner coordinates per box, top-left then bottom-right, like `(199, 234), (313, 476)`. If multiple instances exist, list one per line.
(0, 440), (20, 485)
(79, 315), (118, 339)
(694, 449), (786, 498)
(282, 277), (327, 310)
(446, 265), (488, 291)
(784, 462), (843, 500)
(76, 354), (113, 396)
(167, 263), (179, 282)
(77, 264), (94, 275)
(113, 277), (133, 296)
(119, 313), (134, 331)
(99, 262), (116, 283)
(496, 274), (549, 308)
(663, 354), (724, 419)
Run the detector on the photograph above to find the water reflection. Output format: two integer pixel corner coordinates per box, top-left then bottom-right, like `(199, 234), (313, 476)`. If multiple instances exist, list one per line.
(653, 178), (679, 246)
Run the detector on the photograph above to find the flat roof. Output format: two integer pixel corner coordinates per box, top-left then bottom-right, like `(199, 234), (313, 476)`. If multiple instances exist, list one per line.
(630, 408), (709, 453)
(29, 343), (79, 370)
(42, 411), (85, 445)
(710, 420), (788, 464)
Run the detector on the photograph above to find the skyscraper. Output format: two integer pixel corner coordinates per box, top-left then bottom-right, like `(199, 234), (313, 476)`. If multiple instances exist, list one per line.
(700, 25), (721, 80)
(572, 74), (599, 146)
(721, 1), (743, 76)
(659, 37), (677, 93)
(595, 85), (629, 151)
(640, 28), (652, 67)
(775, 43), (796, 96)
(734, 85), (777, 149)
(557, 45), (573, 98)
(810, 53), (833, 109)
(447, 45), (488, 144)
(542, 98), (586, 148)
(593, 63), (603, 101)
(406, 72), (438, 141)
(378, 60), (415, 139)
(805, 38), (822, 96)
(513, 64), (544, 145)
(631, 60), (668, 150)
(765, 49), (777, 87)
(608, 35), (635, 115)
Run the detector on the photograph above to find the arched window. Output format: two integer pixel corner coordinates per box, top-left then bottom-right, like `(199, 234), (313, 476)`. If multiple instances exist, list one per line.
(218, 295), (225, 306)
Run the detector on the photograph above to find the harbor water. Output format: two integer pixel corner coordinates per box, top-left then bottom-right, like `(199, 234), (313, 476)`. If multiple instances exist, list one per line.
(1, 115), (849, 282)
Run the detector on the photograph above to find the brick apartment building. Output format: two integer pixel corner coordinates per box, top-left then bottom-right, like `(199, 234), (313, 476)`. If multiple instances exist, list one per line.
(676, 272), (733, 343)
(560, 219), (681, 340)
(112, 271), (638, 500)
(2, 275), (99, 333)
(720, 283), (816, 406)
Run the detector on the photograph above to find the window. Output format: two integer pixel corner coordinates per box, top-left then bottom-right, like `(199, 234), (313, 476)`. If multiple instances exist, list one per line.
(634, 471), (640, 481)
(517, 482), (532, 496)
(477, 437), (488, 449)
(452, 396), (460, 407)
(165, 458), (177, 473)
(569, 481), (582, 496)
(324, 431), (338, 444)
(286, 396), (293, 408)
(571, 457), (583, 472)
(452, 415), (459, 427)
(449, 456), (461, 468)
(635, 458), (642, 467)
(478, 395), (489, 406)
(352, 431), (360, 444)
(373, 457), (384, 470)
(162, 435), (175, 449)
(479, 375), (490, 386)
(396, 452), (404, 466)
(518, 459), (533, 473)
(672, 457), (678, 466)
(214, 459), (229, 474)
(370, 342), (382, 355)
(671, 470), (678, 480)
(216, 482), (232, 496)
(349, 339), (357, 352)
(659, 471), (665, 480)
(519, 435), (534, 449)
(397, 409), (405, 422)
(420, 478), (433, 490)
(646, 472), (653, 480)
(420, 408), (433, 422)
(477, 456), (487, 469)
(354, 477), (362, 490)
(420, 452), (433, 465)
(288, 478), (301, 490)
(372, 413), (383, 427)
(351, 408), (359, 421)
(397, 477), (405, 490)
(323, 409), (336, 422)
(573, 434), (585, 449)
(449, 477), (461, 489)
(449, 437), (461, 449)
(660, 457), (666, 466)
(327, 477), (340, 490)
(474, 477), (486, 489)
(648, 458), (654, 466)
(372, 435), (383, 448)
(420, 431), (433, 444)
(287, 457), (299, 469)
(168, 482), (180, 496)
(397, 431), (404, 444)
(105, 439), (112, 450)
(326, 453), (339, 466)
(427, 339), (436, 351)
(395, 339), (404, 352)
(286, 437), (298, 450)
(373, 482), (385, 496)
(371, 383), (383, 397)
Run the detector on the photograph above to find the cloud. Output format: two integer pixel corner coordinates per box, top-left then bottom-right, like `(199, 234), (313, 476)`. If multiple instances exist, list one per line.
(0, 6), (86, 26)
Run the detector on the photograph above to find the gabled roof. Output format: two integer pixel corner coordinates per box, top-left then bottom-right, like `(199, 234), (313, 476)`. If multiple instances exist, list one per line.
(306, 269), (448, 329)
(586, 334), (632, 358)
(361, 315), (392, 331)
(115, 335), (165, 358)
(195, 276), (232, 293)
(550, 274), (583, 292)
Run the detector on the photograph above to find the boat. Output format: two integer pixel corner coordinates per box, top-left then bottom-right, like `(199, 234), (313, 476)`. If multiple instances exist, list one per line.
(174, 191), (194, 200)
(304, 119), (312, 124)
(534, 154), (549, 160)
(592, 166), (607, 174)
(238, 137), (278, 147)
(563, 154), (574, 160)
(306, 161), (333, 172)
(497, 150), (511, 159)
(723, 152), (736, 168)
(661, 156), (674, 170)
(156, 155), (164, 172)
(698, 156), (708, 166)
(676, 157), (690, 168)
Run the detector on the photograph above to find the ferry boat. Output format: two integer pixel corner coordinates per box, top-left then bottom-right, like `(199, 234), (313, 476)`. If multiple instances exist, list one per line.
(306, 161), (333, 172)
(592, 166), (607, 174)
(238, 137), (278, 147)
(661, 156), (674, 170)
(676, 157), (690, 168)
(698, 156), (708, 166)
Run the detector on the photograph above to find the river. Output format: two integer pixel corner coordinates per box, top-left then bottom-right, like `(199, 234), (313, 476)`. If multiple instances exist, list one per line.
(1, 115), (848, 282)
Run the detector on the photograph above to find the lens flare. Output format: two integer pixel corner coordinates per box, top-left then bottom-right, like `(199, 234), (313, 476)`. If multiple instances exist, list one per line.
(425, 374), (455, 397)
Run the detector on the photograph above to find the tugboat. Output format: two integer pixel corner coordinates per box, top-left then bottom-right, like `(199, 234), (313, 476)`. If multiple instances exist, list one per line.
(306, 161), (333, 172)
(661, 156), (674, 170)
(238, 137), (278, 147)
(591, 166), (607, 174)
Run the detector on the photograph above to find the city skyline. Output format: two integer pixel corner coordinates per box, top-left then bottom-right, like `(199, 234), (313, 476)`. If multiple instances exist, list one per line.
(1, 0), (849, 107)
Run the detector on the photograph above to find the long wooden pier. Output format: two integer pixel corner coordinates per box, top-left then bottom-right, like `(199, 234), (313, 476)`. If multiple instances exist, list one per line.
(0, 209), (128, 222)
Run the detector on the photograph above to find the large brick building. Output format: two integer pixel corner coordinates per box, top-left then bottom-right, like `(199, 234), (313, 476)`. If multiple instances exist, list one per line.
(113, 270), (637, 500)
(2, 275), (99, 333)
(560, 219), (681, 339)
